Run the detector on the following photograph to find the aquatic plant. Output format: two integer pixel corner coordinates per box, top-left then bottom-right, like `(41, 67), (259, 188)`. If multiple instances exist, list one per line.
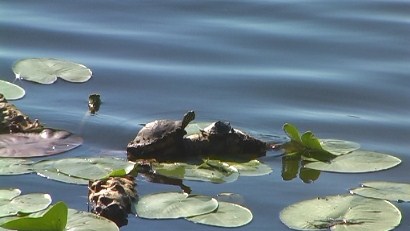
(0, 190), (119, 231)
(350, 181), (410, 202)
(280, 123), (401, 174)
(0, 80), (25, 100)
(12, 58), (92, 84)
(280, 194), (401, 230)
(133, 191), (253, 228)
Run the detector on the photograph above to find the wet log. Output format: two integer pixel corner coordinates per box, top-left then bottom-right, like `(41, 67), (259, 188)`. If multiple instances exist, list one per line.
(88, 175), (137, 227)
(0, 94), (43, 133)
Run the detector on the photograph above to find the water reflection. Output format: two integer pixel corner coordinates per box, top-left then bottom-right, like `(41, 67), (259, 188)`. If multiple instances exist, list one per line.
(281, 156), (321, 183)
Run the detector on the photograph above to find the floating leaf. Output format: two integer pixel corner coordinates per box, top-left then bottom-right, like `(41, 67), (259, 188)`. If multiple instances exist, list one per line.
(153, 160), (239, 183)
(0, 129), (83, 157)
(34, 157), (134, 181)
(283, 123), (302, 143)
(186, 201), (252, 228)
(351, 181), (410, 202)
(12, 58), (92, 84)
(321, 139), (360, 156)
(32, 160), (89, 185)
(134, 192), (218, 219)
(0, 80), (25, 100)
(0, 158), (33, 175)
(304, 150), (401, 173)
(0, 193), (52, 218)
(66, 208), (119, 231)
(280, 194), (401, 230)
(0, 201), (67, 231)
(0, 188), (21, 202)
(227, 160), (272, 176)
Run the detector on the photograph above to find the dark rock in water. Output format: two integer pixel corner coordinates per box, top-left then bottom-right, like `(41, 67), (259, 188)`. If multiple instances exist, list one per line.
(88, 175), (136, 227)
(127, 111), (195, 161)
(127, 111), (268, 162)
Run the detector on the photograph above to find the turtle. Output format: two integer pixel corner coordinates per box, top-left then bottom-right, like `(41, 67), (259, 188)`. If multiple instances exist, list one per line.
(202, 121), (233, 136)
(127, 111), (195, 161)
(185, 120), (268, 161)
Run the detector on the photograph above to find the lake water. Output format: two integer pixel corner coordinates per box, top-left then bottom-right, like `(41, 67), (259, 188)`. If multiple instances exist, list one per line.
(1, 0), (410, 230)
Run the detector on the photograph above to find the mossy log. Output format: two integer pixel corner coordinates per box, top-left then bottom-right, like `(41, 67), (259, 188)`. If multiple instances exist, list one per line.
(0, 94), (43, 133)
(88, 175), (137, 227)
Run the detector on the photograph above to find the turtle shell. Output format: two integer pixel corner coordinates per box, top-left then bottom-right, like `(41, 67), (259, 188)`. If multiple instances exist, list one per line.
(202, 121), (233, 136)
(127, 111), (195, 161)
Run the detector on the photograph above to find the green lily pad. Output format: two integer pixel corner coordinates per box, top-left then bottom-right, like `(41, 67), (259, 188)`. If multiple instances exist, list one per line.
(0, 193), (52, 218)
(321, 139), (361, 156)
(134, 192), (218, 219)
(351, 181), (410, 202)
(33, 160), (89, 185)
(33, 157), (134, 182)
(280, 194), (401, 230)
(12, 58), (92, 84)
(186, 201), (252, 228)
(0, 189), (21, 203)
(153, 160), (239, 183)
(0, 201), (67, 231)
(0, 80), (25, 100)
(227, 160), (272, 176)
(66, 208), (119, 231)
(0, 129), (83, 157)
(304, 150), (401, 173)
(0, 158), (34, 175)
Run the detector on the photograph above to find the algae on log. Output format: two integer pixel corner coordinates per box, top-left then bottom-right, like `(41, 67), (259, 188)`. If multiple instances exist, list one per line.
(88, 175), (137, 227)
(0, 94), (43, 133)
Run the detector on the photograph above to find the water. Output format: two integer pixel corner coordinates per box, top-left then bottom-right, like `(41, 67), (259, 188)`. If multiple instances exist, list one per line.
(1, 0), (410, 230)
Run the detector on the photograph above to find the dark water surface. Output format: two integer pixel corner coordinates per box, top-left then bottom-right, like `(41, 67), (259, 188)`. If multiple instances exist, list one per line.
(1, 1), (410, 230)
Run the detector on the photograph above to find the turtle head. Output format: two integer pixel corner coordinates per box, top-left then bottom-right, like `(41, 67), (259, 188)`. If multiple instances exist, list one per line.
(182, 110), (195, 128)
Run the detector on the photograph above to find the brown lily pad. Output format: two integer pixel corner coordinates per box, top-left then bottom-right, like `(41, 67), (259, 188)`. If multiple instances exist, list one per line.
(0, 129), (82, 157)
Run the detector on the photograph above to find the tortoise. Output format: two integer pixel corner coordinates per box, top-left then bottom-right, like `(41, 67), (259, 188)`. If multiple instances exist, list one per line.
(185, 120), (268, 161)
(127, 111), (195, 161)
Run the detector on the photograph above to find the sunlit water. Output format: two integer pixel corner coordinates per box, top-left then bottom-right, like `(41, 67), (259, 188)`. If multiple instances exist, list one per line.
(1, 1), (410, 230)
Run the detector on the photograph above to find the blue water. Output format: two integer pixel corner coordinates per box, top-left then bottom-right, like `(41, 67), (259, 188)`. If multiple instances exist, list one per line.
(1, 1), (410, 230)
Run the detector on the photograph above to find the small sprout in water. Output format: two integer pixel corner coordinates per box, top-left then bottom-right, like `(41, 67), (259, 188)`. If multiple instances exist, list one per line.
(88, 93), (101, 114)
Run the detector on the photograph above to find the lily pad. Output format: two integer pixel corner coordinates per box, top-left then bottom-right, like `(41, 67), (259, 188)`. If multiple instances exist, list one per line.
(321, 139), (360, 156)
(0, 129), (83, 157)
(227, 160), (272, 176)
(0, 158), (34, 175)
(0, 80), (25, 100)
(0, 188), (21, 203)
(12, 58), (92, 84)
(280, 194), (401, 230)
(0, 201), (67, 231)
(351, 181), (410, 202)
(32, 160), (89, 185)
(304, 150), (401, 173)
(66, 208), (119, 231)
(153, 160), (239, 183)
(186, 201), (253, 228)
(134, 192), (218, 219)
(0, 203), (118, 231)
(33, 157), (134, 182)
(0, 193), (52, 218)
